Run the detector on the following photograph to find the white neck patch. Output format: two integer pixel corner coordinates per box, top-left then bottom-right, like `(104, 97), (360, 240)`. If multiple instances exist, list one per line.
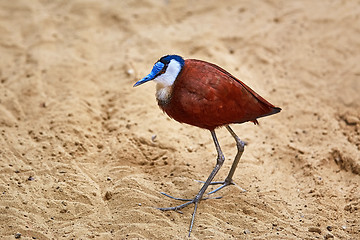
(153, 59), (182, 103)
(153, 59), (182, 87)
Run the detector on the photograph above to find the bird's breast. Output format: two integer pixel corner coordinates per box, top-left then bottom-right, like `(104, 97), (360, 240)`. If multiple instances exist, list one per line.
(156, 83), (173, 105)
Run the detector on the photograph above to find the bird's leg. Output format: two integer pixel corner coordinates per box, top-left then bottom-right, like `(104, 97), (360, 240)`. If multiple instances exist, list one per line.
(221, 125), (245, 185)
(158, 130), (225, 237)
(206, 125), (246, 195)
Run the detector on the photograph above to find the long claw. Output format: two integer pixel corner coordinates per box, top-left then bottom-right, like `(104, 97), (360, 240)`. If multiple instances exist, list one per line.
(234, 184), (247, 193)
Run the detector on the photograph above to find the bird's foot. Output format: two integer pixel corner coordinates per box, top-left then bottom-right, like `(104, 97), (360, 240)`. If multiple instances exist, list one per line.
(157, 198), (195, 213)
(160, 191), (222, 204)
(195, 179), (246, 195)
(157, 193), (222, 237)
(157, 198), (198, 236)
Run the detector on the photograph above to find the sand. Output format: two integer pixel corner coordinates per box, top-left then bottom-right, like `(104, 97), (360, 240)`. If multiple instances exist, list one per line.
(0, 0), (359, 239)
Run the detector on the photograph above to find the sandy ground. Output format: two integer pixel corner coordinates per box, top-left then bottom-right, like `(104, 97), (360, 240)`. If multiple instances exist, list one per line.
(0, 0), (359, 239)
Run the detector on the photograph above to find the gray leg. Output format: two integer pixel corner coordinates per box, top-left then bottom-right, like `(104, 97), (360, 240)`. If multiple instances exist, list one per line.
(158, 130), (225, 237)
(224, 125), (245, 182)
(206, 125), (245, 195)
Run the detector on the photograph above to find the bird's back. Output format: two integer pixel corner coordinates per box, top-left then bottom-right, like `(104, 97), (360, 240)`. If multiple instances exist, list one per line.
(158, 59), (281, 130)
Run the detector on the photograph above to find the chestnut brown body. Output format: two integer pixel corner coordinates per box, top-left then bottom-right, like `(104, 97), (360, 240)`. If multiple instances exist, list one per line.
(158, 59), (280, 130)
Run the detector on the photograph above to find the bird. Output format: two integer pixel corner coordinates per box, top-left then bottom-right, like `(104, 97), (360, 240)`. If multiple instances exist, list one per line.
(133, 54), (281, 236)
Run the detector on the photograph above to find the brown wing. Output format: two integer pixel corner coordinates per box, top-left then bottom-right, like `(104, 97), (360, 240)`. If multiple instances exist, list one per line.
(190, 59), (281, 116)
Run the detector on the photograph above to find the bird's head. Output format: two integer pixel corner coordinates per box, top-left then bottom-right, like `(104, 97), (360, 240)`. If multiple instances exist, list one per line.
(133, 55), (185, 87)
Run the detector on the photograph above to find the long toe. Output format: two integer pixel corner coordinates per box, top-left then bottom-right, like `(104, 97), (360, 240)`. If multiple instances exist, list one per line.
(195, 179), (230, 185)
(206, 180), (245, 195)
(160, 192), (193, 201)
(160, 192), (223, 204)
(157, 200), (195, 212)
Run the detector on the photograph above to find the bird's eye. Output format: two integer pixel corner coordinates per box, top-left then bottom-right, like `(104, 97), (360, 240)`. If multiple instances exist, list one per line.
(159, 68), (166, 74)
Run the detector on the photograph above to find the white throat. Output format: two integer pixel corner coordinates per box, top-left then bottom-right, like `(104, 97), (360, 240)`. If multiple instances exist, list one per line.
(153, 59), (182, 103)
